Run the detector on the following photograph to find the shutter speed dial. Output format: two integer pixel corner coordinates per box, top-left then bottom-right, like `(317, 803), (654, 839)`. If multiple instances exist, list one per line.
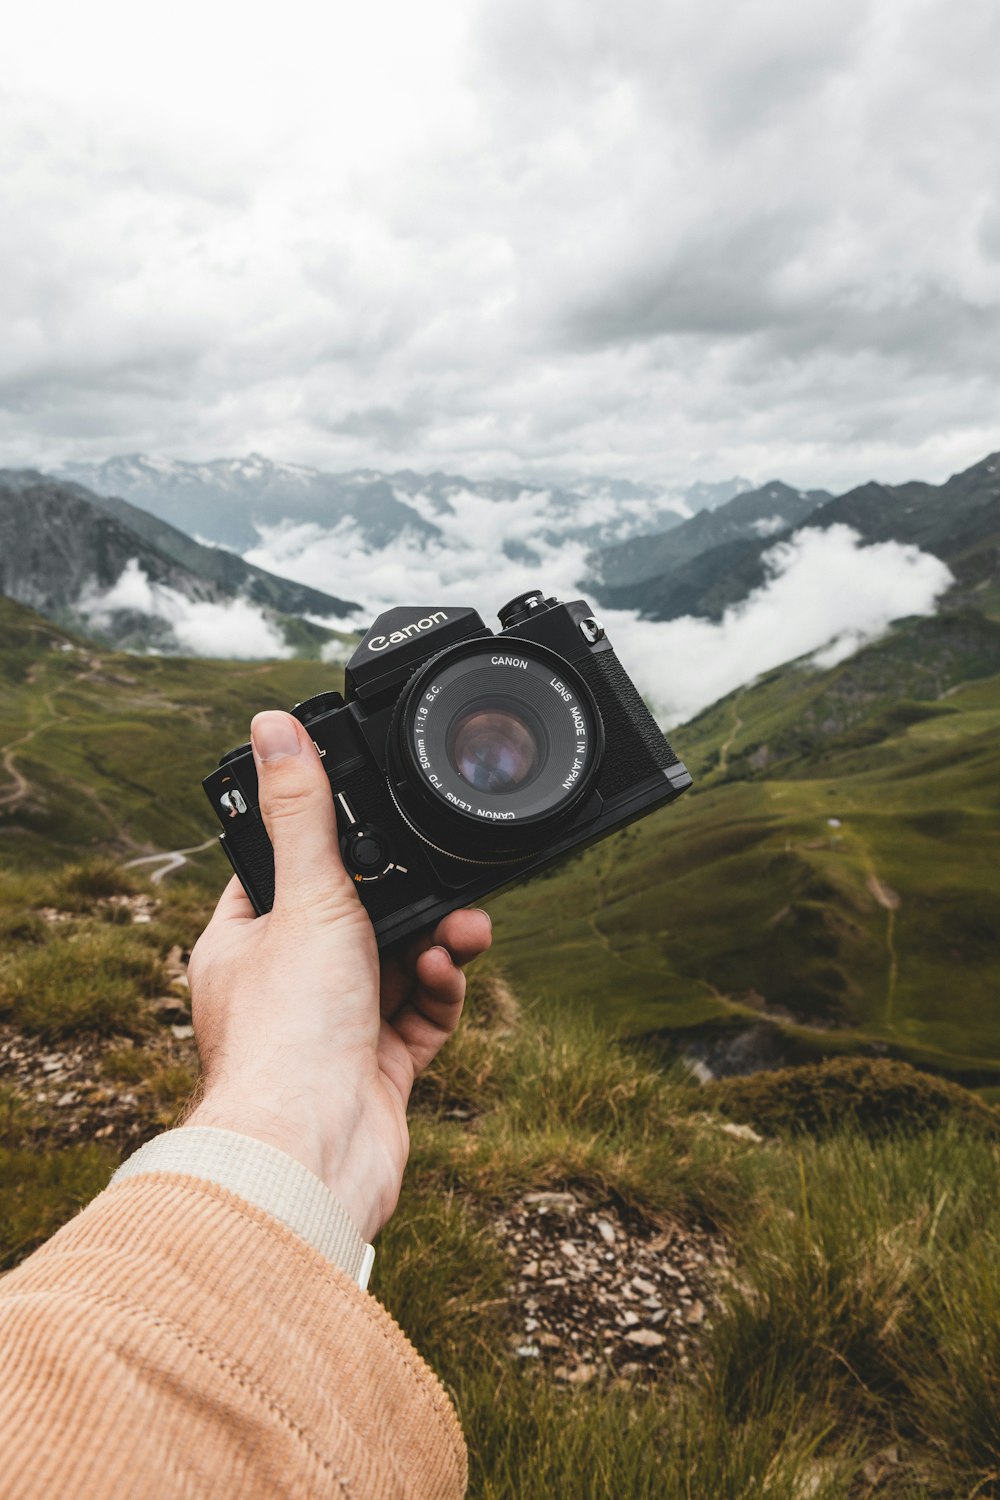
(335, 793), (408, 883)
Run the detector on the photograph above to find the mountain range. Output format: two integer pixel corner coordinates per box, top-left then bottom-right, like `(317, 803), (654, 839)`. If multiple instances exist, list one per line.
(1, 447), (998, 677)
(0, 470), (358, 654)
(58, 453), (749, 557)
(593, 454), (1000, 622)
(589, 479), (832, 592)
(1, 580), (997, 1086)
(2, 441), (1000, 1080)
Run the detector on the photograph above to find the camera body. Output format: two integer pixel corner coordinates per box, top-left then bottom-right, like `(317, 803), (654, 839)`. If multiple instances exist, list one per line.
(203, 590), (692, 950)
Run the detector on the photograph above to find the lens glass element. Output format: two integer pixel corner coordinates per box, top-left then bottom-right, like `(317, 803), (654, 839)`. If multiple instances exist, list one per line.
(447, 701), (544, 793)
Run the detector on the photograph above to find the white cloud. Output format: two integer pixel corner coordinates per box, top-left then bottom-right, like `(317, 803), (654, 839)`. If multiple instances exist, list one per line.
(605, 526), (954, 724)
(751, 514), (786, 537)
(245, 487), (596, 625)
(77, 558), (293, 659)
(1, 0), (999, 487)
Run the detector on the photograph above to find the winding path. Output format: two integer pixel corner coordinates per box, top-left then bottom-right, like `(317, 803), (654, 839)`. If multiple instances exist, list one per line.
(0, 697), (64, 811)
(123, 838), (219, 884)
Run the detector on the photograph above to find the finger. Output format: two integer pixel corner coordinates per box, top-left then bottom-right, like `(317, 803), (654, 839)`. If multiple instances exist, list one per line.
(251, 711), (357, 915)
(429, 908), (493, 968)
(390, 945), (467, 1073)
(379, 908), (492, 1019)
(211, 874), (257, 925)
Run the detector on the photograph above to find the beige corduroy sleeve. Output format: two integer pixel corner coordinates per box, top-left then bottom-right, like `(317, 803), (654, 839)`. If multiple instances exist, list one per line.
(0, 1174), (467, 1500)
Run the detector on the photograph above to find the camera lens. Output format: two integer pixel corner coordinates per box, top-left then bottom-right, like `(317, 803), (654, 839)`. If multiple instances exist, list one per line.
(387, 638), (604, 862)
(446, 701), (544, 794)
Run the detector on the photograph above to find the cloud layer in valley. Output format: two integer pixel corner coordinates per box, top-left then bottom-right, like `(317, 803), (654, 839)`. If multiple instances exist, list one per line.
(2, 0), (999, 489)
(78, 559), (293, 659)
(246, 492), (952, 724)
(612, 528), (953, 724)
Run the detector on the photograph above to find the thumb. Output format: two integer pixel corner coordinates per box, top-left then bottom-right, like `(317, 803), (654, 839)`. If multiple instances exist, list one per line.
(251, 710), (357, 914)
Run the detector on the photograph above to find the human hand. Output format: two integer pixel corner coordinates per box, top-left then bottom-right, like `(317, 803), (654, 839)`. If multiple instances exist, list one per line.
(183, 709), (492, 1241)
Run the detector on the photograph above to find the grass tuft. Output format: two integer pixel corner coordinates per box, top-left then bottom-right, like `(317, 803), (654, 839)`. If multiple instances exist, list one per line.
(0, 1145), (117, 1271)
(0, 923), (165, 1038)
(50, 858), (142, 911)
(704, 1056), (1000, 1140)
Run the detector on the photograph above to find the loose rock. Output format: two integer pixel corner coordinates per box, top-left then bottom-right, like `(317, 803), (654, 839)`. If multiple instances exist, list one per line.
(493, 1193), (728, 1383)
(624, 1328), (666, 1349)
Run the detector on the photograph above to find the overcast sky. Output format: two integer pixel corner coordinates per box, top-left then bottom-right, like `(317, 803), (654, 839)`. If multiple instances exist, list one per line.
(2, 0), (999, 491)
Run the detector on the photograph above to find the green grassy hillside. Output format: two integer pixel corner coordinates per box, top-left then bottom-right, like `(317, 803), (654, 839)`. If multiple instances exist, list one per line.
(491, 612), (1000, 1083)
(0, 596), (339, 871)
(3, 594), (999, 1083)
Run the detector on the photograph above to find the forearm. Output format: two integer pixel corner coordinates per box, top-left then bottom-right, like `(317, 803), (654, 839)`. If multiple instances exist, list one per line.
(0, 1151), (466, 1500)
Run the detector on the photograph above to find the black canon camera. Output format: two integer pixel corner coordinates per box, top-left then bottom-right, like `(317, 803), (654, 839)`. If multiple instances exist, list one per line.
(203, 590), (692, 949)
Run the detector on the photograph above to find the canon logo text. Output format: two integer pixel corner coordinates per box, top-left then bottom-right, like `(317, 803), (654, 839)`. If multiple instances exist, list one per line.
(367, 611), (448, 652)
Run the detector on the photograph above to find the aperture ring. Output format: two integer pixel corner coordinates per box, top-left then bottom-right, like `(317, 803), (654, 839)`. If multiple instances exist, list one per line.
(385, 779), (526, 865)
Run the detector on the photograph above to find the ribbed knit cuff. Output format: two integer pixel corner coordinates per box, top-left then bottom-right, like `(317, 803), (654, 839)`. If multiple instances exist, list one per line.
(111, 1127), (376, 1289)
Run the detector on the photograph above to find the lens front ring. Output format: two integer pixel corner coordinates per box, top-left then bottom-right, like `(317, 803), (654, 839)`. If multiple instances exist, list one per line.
(387, 636), (604, 860)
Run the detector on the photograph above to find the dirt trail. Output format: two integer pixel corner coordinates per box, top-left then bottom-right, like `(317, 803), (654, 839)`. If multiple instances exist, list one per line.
(0, 746), (32, 810)
(0, 665), (112, 813)
(123, 838), (219, 884)
(865, 871), (902, 1023)
(718, 691), (745, 775)
(0, 698), (65, 811)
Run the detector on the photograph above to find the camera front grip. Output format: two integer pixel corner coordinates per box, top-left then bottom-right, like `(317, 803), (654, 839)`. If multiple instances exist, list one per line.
(218, 808), (276, 916)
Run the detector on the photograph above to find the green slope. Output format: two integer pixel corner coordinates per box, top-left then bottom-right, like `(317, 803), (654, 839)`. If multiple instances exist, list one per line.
(0, 597), (339, 871)
(490, 613), (1000, 1082)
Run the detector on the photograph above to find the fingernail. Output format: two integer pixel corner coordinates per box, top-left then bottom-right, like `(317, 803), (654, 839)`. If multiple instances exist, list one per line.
(251, 712), (301, 763)
(473, 908), (493, 931)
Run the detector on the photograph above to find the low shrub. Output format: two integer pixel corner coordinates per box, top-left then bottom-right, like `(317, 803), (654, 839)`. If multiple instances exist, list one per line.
(150, 880), (215, 954)
(100, 1048), (197, 1126)
(704, 1127), (1000, 1493)
(899, 1228), (1000, 1479)
(100, 1046), (153, 1084)
(0, 1085), (41, 1147)
(703, 1056), (1000, 1140)
(50, 858), (141, 911)
(146, 1062), (198, 1124)
(0, 908), (49, 946)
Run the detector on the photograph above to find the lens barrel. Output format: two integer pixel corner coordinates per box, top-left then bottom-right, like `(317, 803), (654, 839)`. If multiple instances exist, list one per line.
(387, 637), (604, 861)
